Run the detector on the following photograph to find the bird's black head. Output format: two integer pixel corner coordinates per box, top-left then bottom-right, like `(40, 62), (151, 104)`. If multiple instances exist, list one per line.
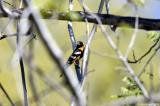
(76, 41), (84, 48)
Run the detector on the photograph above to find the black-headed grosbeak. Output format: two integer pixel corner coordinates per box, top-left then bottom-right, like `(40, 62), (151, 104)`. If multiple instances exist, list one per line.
(60, 41), (85, 77)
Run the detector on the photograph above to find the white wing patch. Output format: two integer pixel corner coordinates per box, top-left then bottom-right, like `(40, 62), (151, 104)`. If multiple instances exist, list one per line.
(71, 55), (76, 59)
(74, 51), (81, 55)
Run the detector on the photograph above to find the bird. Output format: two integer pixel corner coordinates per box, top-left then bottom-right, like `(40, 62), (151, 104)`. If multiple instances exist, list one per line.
(60, 41), (85, 77)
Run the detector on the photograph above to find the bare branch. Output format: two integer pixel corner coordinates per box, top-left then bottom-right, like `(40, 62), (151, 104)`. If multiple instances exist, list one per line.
(67, 0), (83, 83)
(1, 0), (160, 105)
(104, 0), (109, 14)
(104, 92), (160, 106)
(78, 1), (149, 98)
(0, 83), (16, 106)
(0, 33), (16, 40)
(138, 45), (160, 77)
(35, 67), (70, 102)
(1, 9), (160, 31)
(27, 39), (43, 106)
(125, 15), (139, 58)
(68, 21), (82, 83)
(128, 37), (160, 63)
(0, 0), (21, 18)
(22, 0), (86, 106)
(55, 11), (160, 31)
(15, 85), (69, 105)
(16, 7), (31, 106)
(82, 0), (105, 80)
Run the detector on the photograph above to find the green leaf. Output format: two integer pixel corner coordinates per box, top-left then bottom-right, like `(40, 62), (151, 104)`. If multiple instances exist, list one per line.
(111, 77), (142, 99)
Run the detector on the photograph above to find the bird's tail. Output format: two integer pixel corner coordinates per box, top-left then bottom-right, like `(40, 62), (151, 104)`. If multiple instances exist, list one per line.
(60, 63), (70, 77)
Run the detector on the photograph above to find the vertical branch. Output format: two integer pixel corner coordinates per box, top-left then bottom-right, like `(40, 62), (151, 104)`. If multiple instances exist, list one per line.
(80, 2), (105, 105)
(104, 0), (109, 14)
(18, 57), (28, 106)
(0, 83), (15, 106)
(68, 1), (85, 105)
(19, 0), (23, 8)
(68, 22), (76, 49)
(78, 1), (149, 98)
(17, 15), (28, 106)
(85, 18), (90, 37)
(82, 0), (105, 80)
(27, 38), (42, 106)
(68, 0), (83, 83)
(104, 0), (117, 31)
(16, 2), (29, 105)
(69, 23), (83, 83)
(125, 15), (139, 58)
(68, 0), (76, 49)
(23, 0), (86, 106)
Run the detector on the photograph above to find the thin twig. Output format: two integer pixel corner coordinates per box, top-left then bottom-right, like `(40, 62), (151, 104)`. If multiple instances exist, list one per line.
(138, 45), (160, 77)
(23, 1), (86, 106)
(0, 83), (15, 106)
(24, 49), (70, 103)
(27, 36), (43, 106)
(0, 33), (16, 40)
(82, 0), (105, 80)
(35, 67), (70, 102)
(0, 0), (21, 18)
(78, 1), (149, 98)
(104, 0), (109, 14)
(0, 17), (14, 34)
(128, 37), (160, 63)
(16, 4), (30, 106)
(3, 1), (16, 8)
(80, 1), (105, 99)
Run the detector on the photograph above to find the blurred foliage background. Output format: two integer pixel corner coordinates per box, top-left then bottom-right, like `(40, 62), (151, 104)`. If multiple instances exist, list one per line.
(0, 0), (160, 106)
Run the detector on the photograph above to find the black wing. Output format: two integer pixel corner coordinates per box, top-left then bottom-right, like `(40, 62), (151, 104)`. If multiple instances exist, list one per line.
(67, 48), (83, 65)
